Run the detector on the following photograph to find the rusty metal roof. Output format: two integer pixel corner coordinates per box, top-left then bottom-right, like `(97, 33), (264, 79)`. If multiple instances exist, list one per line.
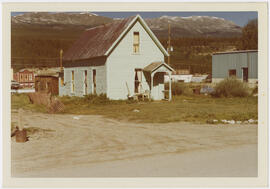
(63, 16), (135, 61)
(144, 62), (163, 72)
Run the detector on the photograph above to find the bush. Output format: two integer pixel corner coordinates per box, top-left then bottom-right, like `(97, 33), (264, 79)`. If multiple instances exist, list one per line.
(252, 86), (258, 95)
(165, 82), (192, 96)
(212, 77), (249, 97)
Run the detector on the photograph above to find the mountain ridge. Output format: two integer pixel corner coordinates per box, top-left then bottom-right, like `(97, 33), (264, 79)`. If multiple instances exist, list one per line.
(12, 12), (242, 37)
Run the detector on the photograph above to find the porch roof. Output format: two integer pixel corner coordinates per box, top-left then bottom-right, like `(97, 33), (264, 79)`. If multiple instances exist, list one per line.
(143, 61), (174, 73)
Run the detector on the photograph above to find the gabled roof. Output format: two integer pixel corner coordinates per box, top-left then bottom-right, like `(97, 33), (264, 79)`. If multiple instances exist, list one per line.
(63, 15), (169, 62)
(143, 61), (174, 73)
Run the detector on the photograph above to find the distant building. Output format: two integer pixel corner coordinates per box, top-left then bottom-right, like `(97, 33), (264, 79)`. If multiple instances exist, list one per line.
(165, 74), (193, 83)
(13, 69), (35, 88)
(212, 50), (258, 84)
(61, 15), (174, 100)
(173, 69), (190, 75)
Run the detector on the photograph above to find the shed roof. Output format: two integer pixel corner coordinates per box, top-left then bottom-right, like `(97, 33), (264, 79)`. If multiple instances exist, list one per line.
(36, 67), (61, 77)
(36, 73), (59, 77)
(143, 61), (174, 73)
(213, 50), (258, 55)
(63, 15), (169, 63)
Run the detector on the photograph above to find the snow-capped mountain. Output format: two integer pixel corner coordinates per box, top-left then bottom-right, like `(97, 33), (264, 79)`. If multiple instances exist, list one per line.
(145, 15), (242, 37)
(12, 12), (113, 27)
(11, 12), (242, 37)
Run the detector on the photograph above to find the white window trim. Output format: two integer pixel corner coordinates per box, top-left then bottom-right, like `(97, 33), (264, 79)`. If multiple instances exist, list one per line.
(92, 69), (96, 94)
(133, 31), (140, 54)
(83, 70), (87, 95)
(71, 70), (75, 93)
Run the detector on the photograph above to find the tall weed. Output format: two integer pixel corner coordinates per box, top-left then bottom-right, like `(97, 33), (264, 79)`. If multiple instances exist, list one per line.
(212, 77), (249, 97)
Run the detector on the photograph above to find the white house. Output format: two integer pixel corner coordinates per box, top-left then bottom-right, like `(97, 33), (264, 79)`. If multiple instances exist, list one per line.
(60, 15), (174, 100)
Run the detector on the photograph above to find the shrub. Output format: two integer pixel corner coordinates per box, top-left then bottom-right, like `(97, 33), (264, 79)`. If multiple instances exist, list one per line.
(165, 82), (193, 96)
(252, 86), (258, 95)
(212, 77), (249, 97)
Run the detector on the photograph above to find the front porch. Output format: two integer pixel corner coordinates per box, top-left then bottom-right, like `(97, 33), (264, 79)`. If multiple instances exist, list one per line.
(132, 61), (174, 101)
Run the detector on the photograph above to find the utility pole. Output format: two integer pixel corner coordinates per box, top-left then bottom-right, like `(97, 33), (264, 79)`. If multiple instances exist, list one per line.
(168, 23), (171, 66)
(60, 49), (63, 72)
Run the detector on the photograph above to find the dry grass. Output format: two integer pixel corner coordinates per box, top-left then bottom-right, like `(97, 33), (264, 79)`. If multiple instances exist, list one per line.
(212, 77), (249, 97)
(11, 93), (258, 123)
(11, 93), (47, 113)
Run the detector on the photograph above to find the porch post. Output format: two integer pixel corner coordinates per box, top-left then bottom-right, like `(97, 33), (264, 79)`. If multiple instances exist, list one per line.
(150, 73), (154, 100)
(169, 72), (172, 101)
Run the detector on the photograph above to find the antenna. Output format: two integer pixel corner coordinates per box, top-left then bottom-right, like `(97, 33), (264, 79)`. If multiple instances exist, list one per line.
(60, 49), (63, 72)
(168, 23), (171, 66)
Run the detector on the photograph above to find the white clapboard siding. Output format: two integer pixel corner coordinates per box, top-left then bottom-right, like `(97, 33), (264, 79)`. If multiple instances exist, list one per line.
(61, 66), (106, 97)
(106, 21), (164, 100)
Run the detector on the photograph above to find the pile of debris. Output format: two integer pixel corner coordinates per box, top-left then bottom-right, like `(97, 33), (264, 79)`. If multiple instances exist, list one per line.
(11, 108), (28, 143)
(11, 108), (56, 143)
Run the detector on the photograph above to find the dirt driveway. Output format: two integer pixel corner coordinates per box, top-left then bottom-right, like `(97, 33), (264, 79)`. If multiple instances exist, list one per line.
(11, 111), (258, 177)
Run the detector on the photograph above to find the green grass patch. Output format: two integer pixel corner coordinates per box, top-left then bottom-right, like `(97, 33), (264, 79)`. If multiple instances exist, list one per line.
(11, 93), (47, 113)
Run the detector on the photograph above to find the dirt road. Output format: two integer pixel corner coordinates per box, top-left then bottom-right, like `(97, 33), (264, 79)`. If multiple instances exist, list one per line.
(11, 111), (257, 177)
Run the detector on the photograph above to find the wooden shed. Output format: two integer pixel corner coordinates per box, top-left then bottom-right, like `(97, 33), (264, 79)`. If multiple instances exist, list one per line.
(35, 74), (59, 95)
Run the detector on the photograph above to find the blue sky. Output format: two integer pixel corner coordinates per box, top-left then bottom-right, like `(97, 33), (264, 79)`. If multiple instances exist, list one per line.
(11, 11), (257, 26)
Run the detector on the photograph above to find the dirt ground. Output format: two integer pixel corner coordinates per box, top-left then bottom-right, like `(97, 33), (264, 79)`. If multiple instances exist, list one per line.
(11, 110), (258, 177)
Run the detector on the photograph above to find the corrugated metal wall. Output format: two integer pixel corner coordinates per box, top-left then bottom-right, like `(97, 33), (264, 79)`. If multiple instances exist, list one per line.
(212, 51), (258, 79)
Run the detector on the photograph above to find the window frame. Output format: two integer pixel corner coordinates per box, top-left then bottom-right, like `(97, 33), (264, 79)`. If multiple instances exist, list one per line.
(71, 70), (75, 93)
(84, 70), (88, 95)
(228, 69), (236, 77)
(92, 69), (96, 94)
(29, 74), (32, 81)
(133, 32), (140, 54)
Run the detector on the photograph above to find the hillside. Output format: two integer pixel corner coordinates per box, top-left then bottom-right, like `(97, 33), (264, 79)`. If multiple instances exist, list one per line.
(145, 15), (241, 38)
(11, 12), (242, 72)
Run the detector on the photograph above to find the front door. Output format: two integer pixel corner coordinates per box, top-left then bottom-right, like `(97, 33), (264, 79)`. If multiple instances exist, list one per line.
(158, 83), (164, 100)
(242, 67), (248, 82)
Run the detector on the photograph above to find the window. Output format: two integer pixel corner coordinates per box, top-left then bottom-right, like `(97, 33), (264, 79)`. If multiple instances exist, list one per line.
(71, 71), (75, 93)
(84, 70), (87, 95)
(29, 74), (32, 81)
(60, 72), (64, 86)
(133, 32), (140, 53)
(93, 69), (96, 94)
(60, 77), (64, 86)
(229, 69), (236, 77)
(242, 67), (248, 82)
